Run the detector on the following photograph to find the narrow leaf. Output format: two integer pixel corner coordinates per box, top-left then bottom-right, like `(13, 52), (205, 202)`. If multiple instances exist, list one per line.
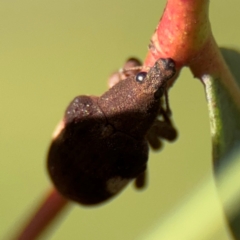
(203, 48), (240, 239)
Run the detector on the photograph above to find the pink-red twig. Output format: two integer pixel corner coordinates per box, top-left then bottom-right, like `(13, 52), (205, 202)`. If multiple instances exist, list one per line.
(13, 189), (69, 240)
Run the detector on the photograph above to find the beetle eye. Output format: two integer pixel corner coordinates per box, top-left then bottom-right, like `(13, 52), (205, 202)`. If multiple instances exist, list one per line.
(136, 72), (147, 82)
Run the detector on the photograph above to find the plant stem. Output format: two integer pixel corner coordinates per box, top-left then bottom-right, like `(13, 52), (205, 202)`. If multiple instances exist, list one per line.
(144, 0), (240, 110)
(144, 0), (210, 68)
(189, 36), (240, 110)
(13, 189), (69, 240)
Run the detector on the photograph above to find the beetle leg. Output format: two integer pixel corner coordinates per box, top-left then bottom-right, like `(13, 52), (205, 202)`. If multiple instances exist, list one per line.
(108, 57), (142, 88)
(134, 170), (147, 190)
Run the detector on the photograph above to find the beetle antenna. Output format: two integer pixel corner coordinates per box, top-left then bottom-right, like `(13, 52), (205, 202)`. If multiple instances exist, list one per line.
(164, 90), (172, 116)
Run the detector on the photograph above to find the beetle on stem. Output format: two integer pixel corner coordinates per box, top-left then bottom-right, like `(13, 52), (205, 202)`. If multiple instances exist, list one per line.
(47, 58), (177, 205)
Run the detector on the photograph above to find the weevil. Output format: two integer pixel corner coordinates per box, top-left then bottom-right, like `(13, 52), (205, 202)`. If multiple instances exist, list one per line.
(47, 58), (176, 205)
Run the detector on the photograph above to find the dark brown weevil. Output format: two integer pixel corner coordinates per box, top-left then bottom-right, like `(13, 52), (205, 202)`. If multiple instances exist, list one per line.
(47, 58), (176, 205)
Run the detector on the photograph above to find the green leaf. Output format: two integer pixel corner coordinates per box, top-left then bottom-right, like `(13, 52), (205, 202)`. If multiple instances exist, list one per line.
(203, 48), (240, 239)
(203, 48), (240, 169)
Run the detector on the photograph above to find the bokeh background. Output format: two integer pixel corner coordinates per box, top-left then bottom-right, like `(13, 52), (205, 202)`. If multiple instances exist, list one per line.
(1, 1), (239, 239)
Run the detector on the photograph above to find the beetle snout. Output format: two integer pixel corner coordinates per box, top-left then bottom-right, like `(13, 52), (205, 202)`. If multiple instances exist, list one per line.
(161, 58), (175, 71)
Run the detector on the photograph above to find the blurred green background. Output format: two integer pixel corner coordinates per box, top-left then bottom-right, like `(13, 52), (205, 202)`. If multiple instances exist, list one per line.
(1, 1), (239, 239)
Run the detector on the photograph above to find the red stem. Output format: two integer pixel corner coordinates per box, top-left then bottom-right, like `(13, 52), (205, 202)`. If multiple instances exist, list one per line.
(144, 0), (240, 109)
(144, 0), (210, 68)
(13, 189), (69, 240)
